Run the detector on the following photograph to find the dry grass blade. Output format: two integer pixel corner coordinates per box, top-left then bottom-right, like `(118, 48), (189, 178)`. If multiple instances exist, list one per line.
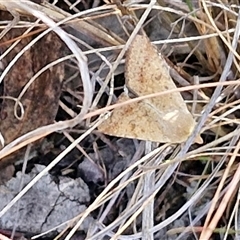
(1, 0), (240, 239)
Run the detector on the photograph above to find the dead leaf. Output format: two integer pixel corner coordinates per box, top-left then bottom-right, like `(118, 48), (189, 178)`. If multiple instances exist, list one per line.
(98, 34), (201, 143)
(0, 11), (64, 168)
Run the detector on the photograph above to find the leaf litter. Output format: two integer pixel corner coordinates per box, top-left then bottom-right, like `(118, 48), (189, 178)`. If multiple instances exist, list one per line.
(0, 1), (240, 240)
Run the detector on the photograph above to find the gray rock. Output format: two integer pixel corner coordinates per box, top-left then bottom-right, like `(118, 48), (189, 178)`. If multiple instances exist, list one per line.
(0, 165), (93, 236)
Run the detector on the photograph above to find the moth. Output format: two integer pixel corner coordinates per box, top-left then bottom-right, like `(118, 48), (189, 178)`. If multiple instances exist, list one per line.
(98, 34), (201, 144)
